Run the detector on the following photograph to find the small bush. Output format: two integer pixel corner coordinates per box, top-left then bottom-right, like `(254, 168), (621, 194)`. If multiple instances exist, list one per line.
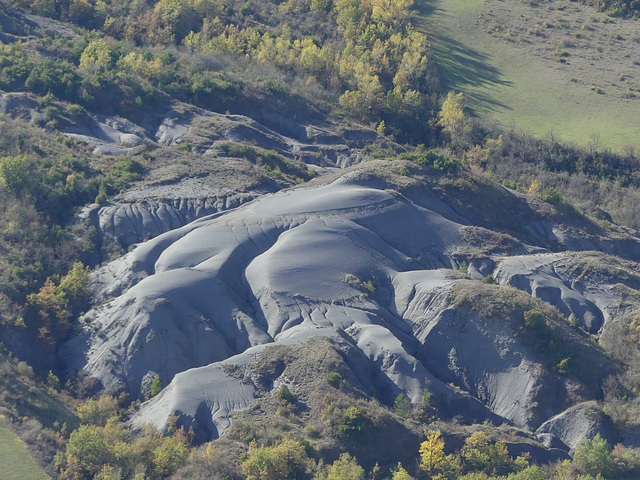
(541, 187), (563, 204)
(365, 280), (375, 294)
(398, 148), (461, 173)
(336, 406), (372, 443)
(275, 384), (294, 403)
(397, 165), (410, 176)
(322, 453), (365, 480)
(242, 439), (311, 480)
(65, 103), (87, 118)
(17, 361), (34, 379)
(150, 375), (163, 397)
(393, 393), (411, 418)
(46, 370), (61, 391)
(325, 372), (342, 388)
(556, 356), (574, 376)
(95, 187), (108, 205)
(524, 309), (546, 330)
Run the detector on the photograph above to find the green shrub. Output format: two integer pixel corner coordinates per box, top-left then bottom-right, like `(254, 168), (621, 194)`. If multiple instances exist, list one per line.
(65, 103), (87, 118)
(572, 434), (614, 478)
(461, 431), (521, 476)
(541, 187), (563, 204)
(556, 356), (574, 376)
(323, 453), (365, 480)
(365, 280), (376, 294)
(65, 425), (114, 478)
(150, 375), (163, 397)
(76, 394), (119, 426)
(336, 406), (371, 443)
(397, 165), (410, 176)
(524, 309), (546, 330)
(393, 393), (411, 418)
(176, 142), (192, 152)
(0, 155), (30, 195)
(399, 148), (461, 173)
(46, 370), (61, 391)
(276, 384), (294, 403)
(95, 183), (108, 204)
(325, 372), (342, 388)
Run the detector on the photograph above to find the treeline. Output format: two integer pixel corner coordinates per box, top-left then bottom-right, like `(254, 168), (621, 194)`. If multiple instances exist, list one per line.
(6, 0), (440, 140)
(49, 389), (640, 480)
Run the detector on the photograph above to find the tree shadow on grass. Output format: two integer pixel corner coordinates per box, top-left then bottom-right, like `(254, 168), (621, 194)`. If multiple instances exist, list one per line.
(414, 0), (513, 114)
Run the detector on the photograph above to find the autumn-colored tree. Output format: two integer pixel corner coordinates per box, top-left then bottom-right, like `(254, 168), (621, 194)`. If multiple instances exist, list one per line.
(77, 394), (119, 426)
(242, 439), (312, 480)
(79, 40), (114, 71)
(62, 417), (192, 479)
(438, 91), (472, 149)
(57, 262), (90, 313)
(27, 277), (70, 349)
(320, 453), (365, 480)
(460, 431), (514, 476)
(371, 0), (414, 28)
(151, 436), (190, 479)
(26, 261), (90, 350)
(420, 430), (445, 475)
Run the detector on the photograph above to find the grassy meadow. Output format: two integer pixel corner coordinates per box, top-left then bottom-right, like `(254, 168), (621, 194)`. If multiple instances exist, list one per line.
(0, 421), (49, 480)
(417, 0), (640, 151)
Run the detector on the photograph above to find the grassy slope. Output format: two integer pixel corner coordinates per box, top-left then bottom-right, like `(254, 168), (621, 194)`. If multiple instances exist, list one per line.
(417, 0), (640, 151)
(0, 422), (50, 480)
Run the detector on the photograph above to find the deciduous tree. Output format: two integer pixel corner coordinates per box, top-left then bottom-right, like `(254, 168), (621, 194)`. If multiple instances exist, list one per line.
(420, 430), (445, 475)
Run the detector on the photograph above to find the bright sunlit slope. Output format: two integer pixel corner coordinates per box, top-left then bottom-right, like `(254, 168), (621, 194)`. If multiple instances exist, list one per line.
(417, 0), (640, 151)
(0, 422), (49, 480)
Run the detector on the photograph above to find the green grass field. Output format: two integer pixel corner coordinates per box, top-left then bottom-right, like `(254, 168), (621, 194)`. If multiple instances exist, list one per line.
(417, 0), (640, 151)
(0, 421), (50, 480)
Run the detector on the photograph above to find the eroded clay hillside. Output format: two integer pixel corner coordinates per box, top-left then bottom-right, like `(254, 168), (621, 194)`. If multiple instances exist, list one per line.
(59, 159), (640, 464)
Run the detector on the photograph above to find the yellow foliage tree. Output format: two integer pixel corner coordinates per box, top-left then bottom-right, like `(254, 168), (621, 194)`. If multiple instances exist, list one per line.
(420, 430), (445, 475)
(438, 91), (472, 149)
(242, 439), (311, 480)
(528, 179), (540, 195)
(79, 40), (113, 71)
(77, 394), (119, 426)
(371, 0), (414, 28)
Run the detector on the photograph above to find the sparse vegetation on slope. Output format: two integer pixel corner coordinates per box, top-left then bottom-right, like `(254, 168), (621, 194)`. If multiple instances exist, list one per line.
(0, 348), (77, 478)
